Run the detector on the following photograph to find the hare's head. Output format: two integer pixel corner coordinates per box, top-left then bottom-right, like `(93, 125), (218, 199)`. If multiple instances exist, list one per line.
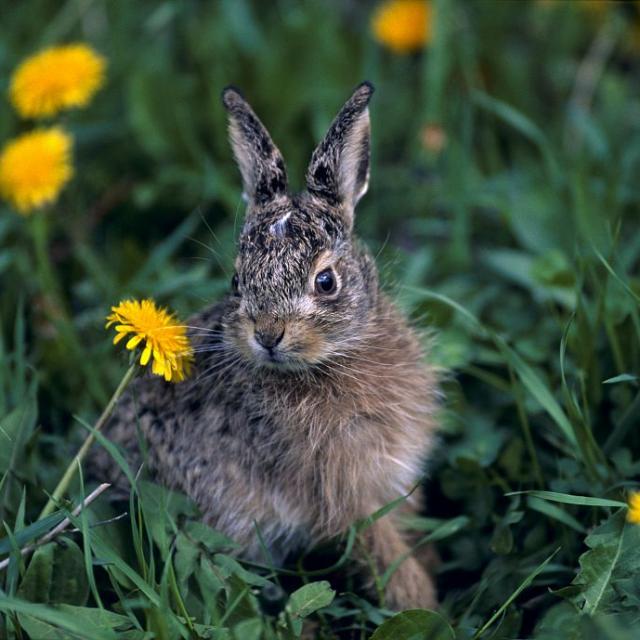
(222, 83), (378, 369)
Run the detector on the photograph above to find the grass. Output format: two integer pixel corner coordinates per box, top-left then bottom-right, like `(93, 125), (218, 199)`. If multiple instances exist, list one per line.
(1, 0), (640, 638)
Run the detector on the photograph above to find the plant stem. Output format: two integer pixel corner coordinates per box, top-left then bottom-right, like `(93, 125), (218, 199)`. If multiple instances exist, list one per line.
(506, 358), (544, 488)
(0, 483), (110, 571)
(29, 212), (108, 405)
(39, 363), (137, 520)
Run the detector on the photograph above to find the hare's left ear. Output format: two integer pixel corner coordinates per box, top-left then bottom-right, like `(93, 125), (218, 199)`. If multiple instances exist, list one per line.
(222, 87), (288, 206)
(305, 82), (374, 228)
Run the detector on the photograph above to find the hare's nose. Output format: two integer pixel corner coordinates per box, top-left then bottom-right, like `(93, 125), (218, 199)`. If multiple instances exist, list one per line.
(254, 321), (285, 350)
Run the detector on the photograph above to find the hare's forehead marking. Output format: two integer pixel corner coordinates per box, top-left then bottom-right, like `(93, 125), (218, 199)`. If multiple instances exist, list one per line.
(268, 211), (291, 239)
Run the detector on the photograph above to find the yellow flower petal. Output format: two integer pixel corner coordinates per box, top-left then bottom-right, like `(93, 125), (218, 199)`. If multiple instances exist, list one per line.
(140, 343), (152, 366)
(628, 491), (640, 525)
(372, 0), (433, 54)
(0, 128), (73, 215)
(153, 347), (164, 366)
(10, 43), (106, 119)
(126, 335), (143, 350)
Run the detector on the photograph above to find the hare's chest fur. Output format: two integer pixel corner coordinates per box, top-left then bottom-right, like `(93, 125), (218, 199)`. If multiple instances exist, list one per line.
(244, 360), (436, 541)
(214, 401), (433, 560)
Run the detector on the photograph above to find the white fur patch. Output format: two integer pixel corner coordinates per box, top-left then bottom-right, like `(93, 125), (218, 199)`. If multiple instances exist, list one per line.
(269, 211), (291, 237)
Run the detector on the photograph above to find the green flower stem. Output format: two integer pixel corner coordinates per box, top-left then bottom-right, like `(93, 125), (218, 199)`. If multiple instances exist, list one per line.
(30, 211), (108, 404)
(508, 365), (544, 489)
(31, 211), (63, 305)
(39, 363), (137, 520)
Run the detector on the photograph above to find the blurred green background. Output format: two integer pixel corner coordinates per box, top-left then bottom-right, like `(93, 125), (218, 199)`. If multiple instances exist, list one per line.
(1, 1), (640, 638)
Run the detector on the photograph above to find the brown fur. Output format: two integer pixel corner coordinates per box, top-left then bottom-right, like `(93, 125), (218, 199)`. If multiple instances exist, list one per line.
(92, 83), (440, 610)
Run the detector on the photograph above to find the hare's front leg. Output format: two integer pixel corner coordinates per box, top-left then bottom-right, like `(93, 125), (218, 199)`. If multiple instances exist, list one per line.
(358, 514), (437, 611)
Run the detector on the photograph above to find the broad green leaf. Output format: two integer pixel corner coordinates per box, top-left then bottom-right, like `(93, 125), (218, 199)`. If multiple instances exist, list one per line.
(370, 609), (454, 640)
(490, 521), (514, 555)
(220, 573), (260, 628)
(570, 510), (640, 615)
(55, 605), (135, 629)
(174, 532), (200, 590)
(17, 538), (88, 605)
(16, 541), (53, 605)
(137, 480), (199, 554)
(18, 603), (138, 638)
(183, 520), (237, 553)
(0, 598), (117, 640)
(533, 602), (583, 640)
(232, 617), (262, 640)
(214, 554), (272, 588)
(16, 614), (78, 640)
(287, 581), (335, 619)
(195, 556), (226, 622)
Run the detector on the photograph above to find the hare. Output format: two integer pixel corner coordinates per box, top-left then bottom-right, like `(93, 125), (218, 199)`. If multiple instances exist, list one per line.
(93, 82), (440, 610)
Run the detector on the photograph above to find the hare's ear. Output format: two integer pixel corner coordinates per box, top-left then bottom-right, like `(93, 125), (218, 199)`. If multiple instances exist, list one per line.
(305, 82), (374, 228)
(222, 87), (288, 205)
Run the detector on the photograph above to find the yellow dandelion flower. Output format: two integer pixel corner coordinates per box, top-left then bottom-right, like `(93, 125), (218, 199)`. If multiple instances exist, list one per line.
(372, 0), (433, 54)
(106, 299), (193, 383)
(10, 43), (106, 119)
(627, 491), (640, 525)
(0, 128), (73, 214)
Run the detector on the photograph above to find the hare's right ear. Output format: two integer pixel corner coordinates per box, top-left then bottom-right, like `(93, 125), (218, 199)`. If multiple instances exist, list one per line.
(305, 82), (374, 229)
(222, 87), (288, 206)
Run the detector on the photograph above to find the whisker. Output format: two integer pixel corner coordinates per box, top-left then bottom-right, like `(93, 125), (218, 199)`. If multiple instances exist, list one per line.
(186, 235), (231, 278)
(198, 209), (225, 249)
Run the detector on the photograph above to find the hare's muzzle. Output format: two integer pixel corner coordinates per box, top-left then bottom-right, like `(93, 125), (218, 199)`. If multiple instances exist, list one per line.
(252, 317), (285, 352)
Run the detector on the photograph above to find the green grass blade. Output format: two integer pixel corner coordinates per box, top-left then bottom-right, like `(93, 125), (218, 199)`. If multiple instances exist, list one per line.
(507, 491), (626, 508)
(527, 496), (587, 534)
(472, 549), (560, 638)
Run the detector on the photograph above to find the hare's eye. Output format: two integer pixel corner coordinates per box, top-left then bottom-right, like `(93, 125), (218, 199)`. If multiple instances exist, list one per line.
(231, 273), (240, 295)
(315, 269), (337, 295)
